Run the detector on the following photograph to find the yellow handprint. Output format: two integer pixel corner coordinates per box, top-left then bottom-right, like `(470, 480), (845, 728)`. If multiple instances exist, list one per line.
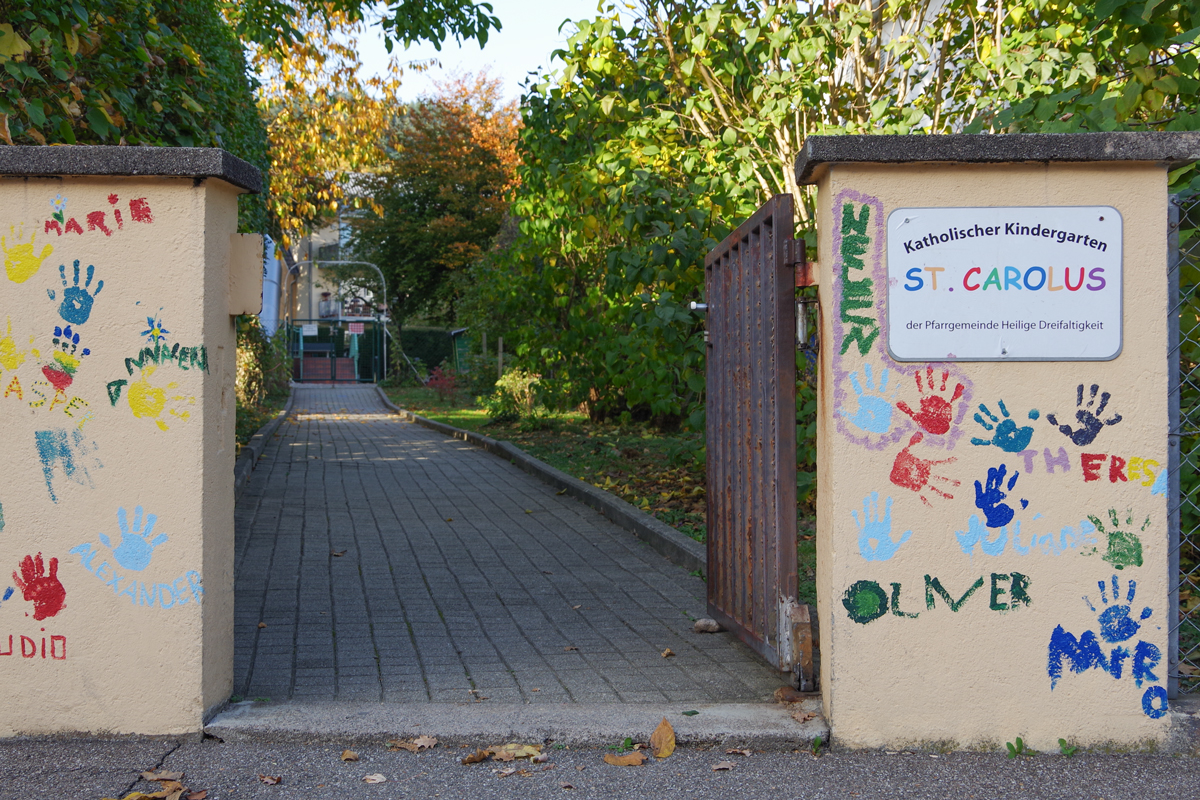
(0, 316), (38, 373)
(128, 365), (194, 431)
(2, 226), (54, 284)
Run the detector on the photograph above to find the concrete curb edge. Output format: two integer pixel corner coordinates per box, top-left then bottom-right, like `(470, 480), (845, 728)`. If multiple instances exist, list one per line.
(373, 386), (707, 574)
(234, 390), (295, 500)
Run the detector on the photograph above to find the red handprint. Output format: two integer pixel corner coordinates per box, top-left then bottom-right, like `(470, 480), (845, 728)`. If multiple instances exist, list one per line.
(896, 367), (965, 435)
(890, 432), (961, 506)
(13, 553), (66, 621)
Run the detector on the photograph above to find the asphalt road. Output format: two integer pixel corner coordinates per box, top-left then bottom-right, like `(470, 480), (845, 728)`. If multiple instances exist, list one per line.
(3, 735), (1198, 800)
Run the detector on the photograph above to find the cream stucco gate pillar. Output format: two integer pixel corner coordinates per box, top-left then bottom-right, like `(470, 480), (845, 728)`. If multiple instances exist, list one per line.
(800, 132), (1200, 750)
(0, 147), (262, 736)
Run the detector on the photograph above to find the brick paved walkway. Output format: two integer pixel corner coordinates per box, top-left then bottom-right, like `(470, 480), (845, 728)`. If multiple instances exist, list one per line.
(233, 385), (781, 704)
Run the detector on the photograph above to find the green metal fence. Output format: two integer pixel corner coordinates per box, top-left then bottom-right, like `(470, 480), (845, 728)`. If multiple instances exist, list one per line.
(1170, 193), (1200, 695)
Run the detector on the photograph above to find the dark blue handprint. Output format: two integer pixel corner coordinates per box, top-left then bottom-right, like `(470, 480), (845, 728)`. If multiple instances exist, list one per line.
(974, 464), (1027, 528)
(50, 260), (103, 325)
(1047, 384), (1122, 446)
(970, 400), (1038, 453)
(99, 505), (166, 572)
(1086, 575), (1152, 644)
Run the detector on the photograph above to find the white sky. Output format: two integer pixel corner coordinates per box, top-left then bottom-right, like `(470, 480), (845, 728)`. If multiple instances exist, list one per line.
(356, 0), (618, 103)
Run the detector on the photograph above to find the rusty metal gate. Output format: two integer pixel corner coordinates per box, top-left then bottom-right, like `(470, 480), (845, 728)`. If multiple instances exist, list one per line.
(704, 194), (803, 674)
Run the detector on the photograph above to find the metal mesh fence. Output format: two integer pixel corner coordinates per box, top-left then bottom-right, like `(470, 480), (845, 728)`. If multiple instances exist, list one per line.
(1170, 193), (1200, 695)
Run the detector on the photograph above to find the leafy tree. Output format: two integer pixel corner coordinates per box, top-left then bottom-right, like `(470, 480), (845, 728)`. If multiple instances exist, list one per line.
(477, 0), (1200, 430)
(0, 0), (270, 231)
(347, 73), (519, 326)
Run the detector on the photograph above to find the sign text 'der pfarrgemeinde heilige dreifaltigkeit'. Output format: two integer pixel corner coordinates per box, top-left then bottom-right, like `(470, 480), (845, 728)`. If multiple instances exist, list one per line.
(886, 207), (1123, 361)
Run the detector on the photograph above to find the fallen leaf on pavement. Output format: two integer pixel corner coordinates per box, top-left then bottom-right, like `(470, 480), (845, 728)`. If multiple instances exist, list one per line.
(791, 709), (818, 723)
(496, 768), (518, 778)
(445, 518), (453, 522)
(141, 772), (183, 782)
(461, 749), (490, 764)
(258, 775), (282, 785)
(773, 686), (804, 704)
(650, 717), (676, 759)
(726, 749), (752, 757)
(559, 781), (575, 789)
(556, 488), (568, 495)
(331, 550), (347, 557)
(363, 773), (387, 784)
(531, 753), (550, 763)
(603, 751), (647, 766)
(681, 710), (699, 717)
(572, 605), (581, 609)
(143, 782), (186, 800)
(388, 735), (438, 752)
(576, 765), (586, 771)
(563, 646), (578, 651)
(490, 743), (542, 761)
(257, 622), (267, 629)
(341, 750), (359, 761)
(712, 761), (736, 771)
(186, 792), (207, 800)
(661, 648), (675, 658)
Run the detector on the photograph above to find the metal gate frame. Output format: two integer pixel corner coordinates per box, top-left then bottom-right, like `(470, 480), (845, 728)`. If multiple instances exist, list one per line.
(704, 194), (802, 673)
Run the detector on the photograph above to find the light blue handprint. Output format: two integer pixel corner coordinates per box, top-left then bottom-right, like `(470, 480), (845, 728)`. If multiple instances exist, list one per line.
(839, 364), (895, 434)
(970, 400), (1038, 453)
(853, 492), (912, 561)
(99, 505), (167, 572)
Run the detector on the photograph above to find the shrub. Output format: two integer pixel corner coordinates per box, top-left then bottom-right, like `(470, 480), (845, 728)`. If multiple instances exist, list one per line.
(426, 364), (461, 404)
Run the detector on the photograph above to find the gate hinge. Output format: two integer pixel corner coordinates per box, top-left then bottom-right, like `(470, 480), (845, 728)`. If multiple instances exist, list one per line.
(784, 238), (817, 287)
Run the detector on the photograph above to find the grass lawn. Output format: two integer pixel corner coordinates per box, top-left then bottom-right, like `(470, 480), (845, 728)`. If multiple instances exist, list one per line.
(382, 385), (817, 607)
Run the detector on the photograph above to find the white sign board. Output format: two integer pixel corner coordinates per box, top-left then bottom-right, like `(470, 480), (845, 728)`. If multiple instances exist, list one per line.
(886, 206), (1122, 361)
(301, 323), (318, 337)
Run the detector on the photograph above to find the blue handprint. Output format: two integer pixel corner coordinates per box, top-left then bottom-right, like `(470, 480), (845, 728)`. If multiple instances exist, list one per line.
(839, 364), (895, 434)
(974, 464), (1027, 528)
(970, 400), (1038, 453)
(99, 506), (167, 572)
(49, 260), (103, 325)
(955, 514), (1010, 557)
(852, 491), (911, 561)
(1086, 575), (1152, 644)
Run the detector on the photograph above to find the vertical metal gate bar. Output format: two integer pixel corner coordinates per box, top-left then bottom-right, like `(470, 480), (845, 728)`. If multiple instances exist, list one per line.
(1168, 195), (1182, 698)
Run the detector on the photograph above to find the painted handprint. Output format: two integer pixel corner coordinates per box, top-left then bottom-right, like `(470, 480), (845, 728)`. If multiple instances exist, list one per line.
(1086, 508), (1147, 570)
(0, 316), (38, 374)
(970, 400), (1038, 453)
(838, 364), (896, 434)
(1047, 383), (1121, 446)
(42, 325), (91, 393)
(896, 367), (965, 435)
(889, 432), (960, 506)
(100, 505), (168, 571)
(1086, 575), (1151, 644)
(974, 464), (1027, 528)
(852, 492), (912, 561)
(128, 365), (194, 431)
(49, 260), (104, 325)
(12, 552), (66, 621)
(2, 225), (54, 284)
